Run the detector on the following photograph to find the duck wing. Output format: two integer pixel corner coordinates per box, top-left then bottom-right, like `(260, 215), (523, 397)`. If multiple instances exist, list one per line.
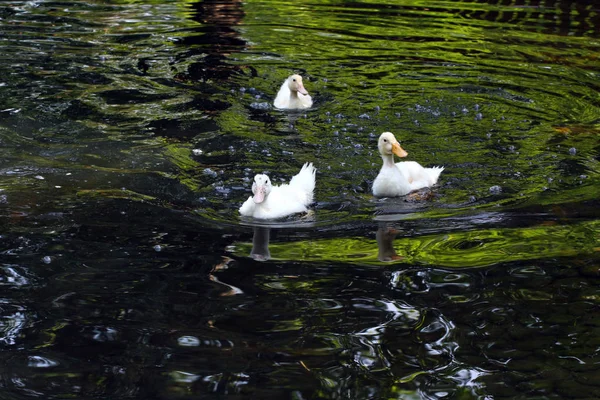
(288, 162), (316, 204)
(273, 80), (291, 108)
(396, 161), (444, 189)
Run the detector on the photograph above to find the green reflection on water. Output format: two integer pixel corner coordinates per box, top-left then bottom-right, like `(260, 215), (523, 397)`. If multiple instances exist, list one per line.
(231, 219), (599, 268)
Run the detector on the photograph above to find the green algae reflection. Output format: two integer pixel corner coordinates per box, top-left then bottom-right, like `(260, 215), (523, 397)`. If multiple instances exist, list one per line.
(230, 220), (600, 268)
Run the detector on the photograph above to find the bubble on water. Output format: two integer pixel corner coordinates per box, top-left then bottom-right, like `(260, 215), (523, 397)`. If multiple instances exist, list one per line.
(579, 175), (588, 179)
(462, 107), (469, 114)
(239, 87), (246, 92)
(250, 102), (270, 110)
(474, 104), (480, 111)
(153, 245), (162, 252)
(203, 168), (217, 178)
(547, 177), (553, 183)
(335, 113), (344, 119)
(395, 112), (402, 118)
(508, 145), (515, 152)
(475, 113), (483, 120)
(192, 149), (203, 155)
(34, 175), (44, 180)
(568, 147), (577, 155)
(468, 195), (477, 203)
(358, 113), (370, 119)
(178, 336), (200, 347)
(333, 130), (339, 136)
(42, 256), (52, 264)
(374, 106), (381, 112)
(215, 186), (231, 195)
(489, 185), (502, 194)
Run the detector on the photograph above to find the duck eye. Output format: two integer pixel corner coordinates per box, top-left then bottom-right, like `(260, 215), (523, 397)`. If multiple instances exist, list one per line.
(292, 78), (296, 82)
(383, 139), (387, 142)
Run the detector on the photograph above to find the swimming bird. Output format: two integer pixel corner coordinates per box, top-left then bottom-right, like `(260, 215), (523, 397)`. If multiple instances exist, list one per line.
(239, 163), (316, 219)
(273, 74), (313, 109)
(372, 132), (444, 197)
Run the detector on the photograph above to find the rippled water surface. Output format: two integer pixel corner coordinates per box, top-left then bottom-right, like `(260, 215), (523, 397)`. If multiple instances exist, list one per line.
(1, 0), (599, 398)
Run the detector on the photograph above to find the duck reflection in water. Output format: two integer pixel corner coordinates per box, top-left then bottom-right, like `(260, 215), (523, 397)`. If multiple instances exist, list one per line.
(210, 257), (243, 296)
(250, 226), (271, 261)
(177, 0), (249, 82)
(377, 226), (404, 262)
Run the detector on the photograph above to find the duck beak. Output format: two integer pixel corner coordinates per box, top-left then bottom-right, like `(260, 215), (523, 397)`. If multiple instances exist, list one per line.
(392, 142), (408, 158)
(253, 185), (267, 204)
(297, 82), (309, 96)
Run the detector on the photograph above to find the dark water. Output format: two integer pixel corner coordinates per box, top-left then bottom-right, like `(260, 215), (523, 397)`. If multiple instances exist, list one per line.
(1, 0), (599, 398)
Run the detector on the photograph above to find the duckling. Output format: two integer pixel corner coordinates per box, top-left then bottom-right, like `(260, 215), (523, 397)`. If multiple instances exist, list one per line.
(239, 163), (316, 219)
(273, 74), (313, 109)
(373, 132), (443, 197)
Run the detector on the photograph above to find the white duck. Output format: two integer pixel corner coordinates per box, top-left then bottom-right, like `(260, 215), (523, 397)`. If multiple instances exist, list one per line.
(273, 74), (313, 109)
(239, 162), (316, 219)
(372, 132), (444, 197)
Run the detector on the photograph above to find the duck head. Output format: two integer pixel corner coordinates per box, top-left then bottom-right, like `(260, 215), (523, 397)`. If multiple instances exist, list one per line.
(378, 132), (408, 158)
(287, 74), (309, 96)
(252, 174), (272, 204)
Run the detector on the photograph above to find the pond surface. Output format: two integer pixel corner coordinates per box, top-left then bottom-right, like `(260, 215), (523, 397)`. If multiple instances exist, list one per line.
(1, 0), (600, 398)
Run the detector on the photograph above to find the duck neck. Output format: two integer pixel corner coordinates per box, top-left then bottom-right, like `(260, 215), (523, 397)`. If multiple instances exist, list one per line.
(381, 153), (396, 168)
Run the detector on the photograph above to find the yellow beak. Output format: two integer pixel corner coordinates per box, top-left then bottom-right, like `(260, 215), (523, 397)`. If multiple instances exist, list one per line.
(392, 142), (408, 158)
